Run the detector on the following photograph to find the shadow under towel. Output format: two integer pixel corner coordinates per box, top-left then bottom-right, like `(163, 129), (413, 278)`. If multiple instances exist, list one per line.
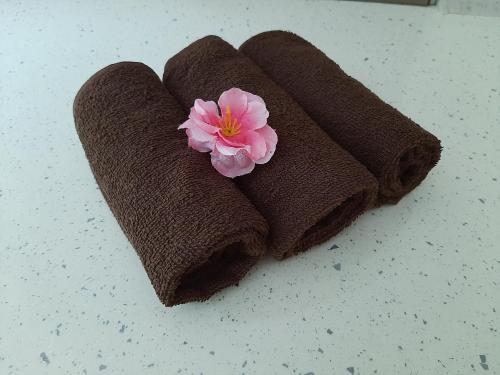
(240, 31), (441, 204)
(74, 62), (268, 306)
(163, 36), (378, 260)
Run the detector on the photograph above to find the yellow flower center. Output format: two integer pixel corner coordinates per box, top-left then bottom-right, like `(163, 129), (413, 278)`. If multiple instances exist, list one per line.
(219, 105), (241, 137)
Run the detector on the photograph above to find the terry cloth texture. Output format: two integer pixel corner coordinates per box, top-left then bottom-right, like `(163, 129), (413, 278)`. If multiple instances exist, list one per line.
(163, 36), (378, 260)
(74, 62), (268, 306)
(240, 31), (441, 204)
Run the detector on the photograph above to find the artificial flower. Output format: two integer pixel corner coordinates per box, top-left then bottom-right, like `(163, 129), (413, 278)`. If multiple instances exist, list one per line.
(179, 88), (277, 177)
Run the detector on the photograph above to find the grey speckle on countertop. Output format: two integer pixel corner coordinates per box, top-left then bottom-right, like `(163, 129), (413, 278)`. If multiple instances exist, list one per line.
(39, 353), (49, 365)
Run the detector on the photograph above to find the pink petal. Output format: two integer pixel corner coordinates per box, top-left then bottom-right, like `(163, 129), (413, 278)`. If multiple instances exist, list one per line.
(240, 100), (269, 131)
(244, 91), (265, 105)
(219, 130), (268, 161)
(179, 116), (218, 136)
(184, 124), (216, 152)
(210, 149), (255, 178)
(178, 118), (191, 130)
(218, 132), (249, 148)
(193, 99), (220, 125)
(254, 125), (278, 164)
(214, 139), (243, 156)
(218, 88), (248, 120)
(243, 130), (268, 161)
(190, 113), (219, 134)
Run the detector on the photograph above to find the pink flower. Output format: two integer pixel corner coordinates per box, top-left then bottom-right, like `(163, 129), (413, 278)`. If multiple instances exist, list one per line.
(179, 88), (277, 178)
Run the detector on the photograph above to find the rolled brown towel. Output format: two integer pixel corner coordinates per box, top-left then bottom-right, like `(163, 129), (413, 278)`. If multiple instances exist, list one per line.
(163, 36), (378, 259)
(74, 62), (268, 306)
(240, 31), (441, 204)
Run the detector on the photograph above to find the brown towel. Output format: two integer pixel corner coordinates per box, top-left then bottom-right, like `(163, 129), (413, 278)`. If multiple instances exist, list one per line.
(163, 36), (378, 259)
(240, 31), (441, 204)
(73, 62), (268, 306)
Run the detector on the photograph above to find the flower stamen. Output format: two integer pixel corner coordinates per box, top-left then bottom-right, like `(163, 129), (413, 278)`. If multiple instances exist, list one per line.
(219, 105), (241, 137)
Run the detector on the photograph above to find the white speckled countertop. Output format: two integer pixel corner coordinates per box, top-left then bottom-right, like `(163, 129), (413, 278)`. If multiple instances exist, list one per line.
(1, 1), (499, 374)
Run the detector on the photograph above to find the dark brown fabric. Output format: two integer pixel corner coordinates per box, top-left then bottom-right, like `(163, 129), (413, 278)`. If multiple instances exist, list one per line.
(73, 62), (268, 306)
(240, 31), (441, 204)
(163, 36), (378, 259)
